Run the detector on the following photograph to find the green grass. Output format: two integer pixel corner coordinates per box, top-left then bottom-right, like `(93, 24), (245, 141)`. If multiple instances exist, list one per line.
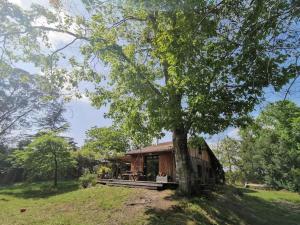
(0, 182), (299, 225)
(142, 187), (300, 225)
(0, 181), (134, 225)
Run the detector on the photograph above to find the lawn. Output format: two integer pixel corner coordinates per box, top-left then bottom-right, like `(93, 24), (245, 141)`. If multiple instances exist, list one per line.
(0, 182), (299, 225)
(0, 181), (135, 225)
(141, 186), (300, 225)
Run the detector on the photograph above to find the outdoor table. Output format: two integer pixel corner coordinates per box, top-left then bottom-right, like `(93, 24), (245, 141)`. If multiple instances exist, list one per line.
(121, 173), (139, 181)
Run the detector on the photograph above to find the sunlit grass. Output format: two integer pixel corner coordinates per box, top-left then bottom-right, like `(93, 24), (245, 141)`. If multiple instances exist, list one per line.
(0, 181), (134, 225)
(140, 186), (300, 225)
(1, 182), (299, 225)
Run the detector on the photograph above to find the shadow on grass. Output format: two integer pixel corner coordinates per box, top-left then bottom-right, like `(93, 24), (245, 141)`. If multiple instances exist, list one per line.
(0, 180), (79, 199)
(144, 186), (300, 225)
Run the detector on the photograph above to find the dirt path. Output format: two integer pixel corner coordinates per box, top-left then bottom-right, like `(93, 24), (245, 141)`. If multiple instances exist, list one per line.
(108, 189), (177, 225)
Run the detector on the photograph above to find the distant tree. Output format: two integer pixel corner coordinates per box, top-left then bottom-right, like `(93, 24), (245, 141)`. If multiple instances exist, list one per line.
(10, 132), (75, 186)
(75, 126), (130, 174)
(0, 143), (9, 174)
(73, 148), (99, 174)
(240, 101), (300, 191)
(37, 100), (69, 132)
(214, 137), (241, 173)
(0, 69), (45, 141)
(214, 137), (241, 184)
(82, 126), (130, 159)
(0, 2), (73, 143)
(0, 63), (67, 144)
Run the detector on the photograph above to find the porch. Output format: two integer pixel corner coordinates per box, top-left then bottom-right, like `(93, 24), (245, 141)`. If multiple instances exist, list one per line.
(98, 179), (178, 190)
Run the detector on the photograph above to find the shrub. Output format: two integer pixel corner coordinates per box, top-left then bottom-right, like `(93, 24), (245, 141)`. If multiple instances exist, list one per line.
(97, 166), (111, 179)
(79, 171), (97, 188)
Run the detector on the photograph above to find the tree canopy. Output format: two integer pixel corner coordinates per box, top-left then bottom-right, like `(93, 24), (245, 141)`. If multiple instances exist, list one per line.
(0, 69), (43, 140)
(10, 132), (75, 186)
(81, 0), (299, 194)
(239, 100), (300, 191)
(82, 126), (130, 159)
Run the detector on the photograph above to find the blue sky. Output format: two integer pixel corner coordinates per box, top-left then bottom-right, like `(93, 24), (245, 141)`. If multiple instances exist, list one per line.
(63, 84), (300, 147)
(8, 0), (300, 147)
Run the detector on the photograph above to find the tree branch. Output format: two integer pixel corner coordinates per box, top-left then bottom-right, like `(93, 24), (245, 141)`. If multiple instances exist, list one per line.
(284, 57), (299, 100)
(0, 108), (35, 137)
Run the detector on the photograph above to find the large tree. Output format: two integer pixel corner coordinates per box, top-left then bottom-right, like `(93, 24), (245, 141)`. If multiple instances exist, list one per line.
(0, 68), (44, 140)
(2, 0), (300, 194)
(82, 0), (299, 194)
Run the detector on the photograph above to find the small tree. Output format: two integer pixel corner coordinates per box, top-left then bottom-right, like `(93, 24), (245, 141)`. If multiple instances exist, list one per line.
(73, 147), (99, 174)
(214, 137), (242, 184)
(82, 126), (130, 159)
(20, 133), (75, 186)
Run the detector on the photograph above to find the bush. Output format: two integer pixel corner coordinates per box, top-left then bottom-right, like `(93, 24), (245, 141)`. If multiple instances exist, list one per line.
(79, 171), (97, 188)
(225, 171), (241, 184)
(97, 166), (111, 179)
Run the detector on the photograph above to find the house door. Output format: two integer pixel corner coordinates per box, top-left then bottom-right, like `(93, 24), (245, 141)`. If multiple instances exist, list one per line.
(144, 155), (159, 181)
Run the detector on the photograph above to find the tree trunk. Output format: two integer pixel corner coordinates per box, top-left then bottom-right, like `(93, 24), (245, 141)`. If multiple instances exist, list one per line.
(173, 127), (193, 196)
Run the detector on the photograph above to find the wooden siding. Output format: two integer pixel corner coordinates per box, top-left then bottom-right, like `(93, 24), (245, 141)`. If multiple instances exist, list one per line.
(159, 152), (175, 180)
(188, 146), (215, 185)
(130, 152), (175, 181)
(128, 144), (217, 184)
(188, 146), (210, 162)
(130, 155), (144, 173)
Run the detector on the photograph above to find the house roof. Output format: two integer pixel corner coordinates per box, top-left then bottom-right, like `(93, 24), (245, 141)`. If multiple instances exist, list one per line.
(126, 141), (174, 155)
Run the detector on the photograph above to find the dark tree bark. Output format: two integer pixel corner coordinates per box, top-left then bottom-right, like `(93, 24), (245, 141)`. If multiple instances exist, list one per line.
(172, 127), (193, 196)
(162, 59), (193, 195)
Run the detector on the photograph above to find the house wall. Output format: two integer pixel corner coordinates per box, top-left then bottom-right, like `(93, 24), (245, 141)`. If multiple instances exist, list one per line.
(130, 155), (144, 173)
(159, 152), (175, 181)
(188, 146), (216, 185)
(129, 145), (217, 185)
(129, 152), (176, 181)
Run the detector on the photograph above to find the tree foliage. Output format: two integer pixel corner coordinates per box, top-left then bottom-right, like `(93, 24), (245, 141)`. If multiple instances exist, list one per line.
(214, 137), (241, 174)
(10, 132), (75, 186)
(0, 143), (9, 174)
(37, 100), (69, 132)
(240, 101), (300, 191)
(81, 0), (299, 194)
(0, 69), (43, 140)
(82, 126), (130, 159)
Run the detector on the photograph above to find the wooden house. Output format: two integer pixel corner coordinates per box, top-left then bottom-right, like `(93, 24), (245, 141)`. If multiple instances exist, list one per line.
(125, 141), (224, 185)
